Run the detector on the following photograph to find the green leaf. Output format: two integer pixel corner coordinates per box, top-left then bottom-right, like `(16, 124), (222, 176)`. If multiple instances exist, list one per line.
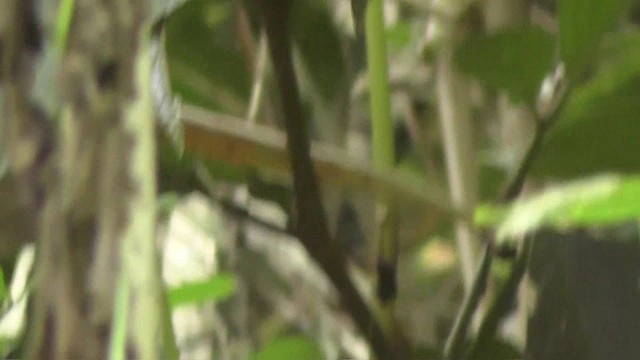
(252, 336), (323, 360)
(54, 0), (75, 53)
(454, 26), (555, 103)
(533, 32), (640, 177)
(168, 273), (235, 309)
(534, 83), (640, 177)
(558, 0), (637, 81)
(0, 268), (6, 303)
(476, 174), (640, 243)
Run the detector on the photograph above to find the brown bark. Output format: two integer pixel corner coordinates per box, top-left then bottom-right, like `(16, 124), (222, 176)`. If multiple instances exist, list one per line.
(1, 0), (159, 358)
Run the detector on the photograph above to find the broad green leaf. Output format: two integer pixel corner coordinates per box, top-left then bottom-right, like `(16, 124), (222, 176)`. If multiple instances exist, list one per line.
(534, 83), (640, 177)
(597, 31), (640, 69)
(559, 32), (640, 129)
(252, 336), (323, 360)
(475, 174), (640, 243)
(454, 26), (555, 103)
(533, 33), (640, 177)
(558, 0), (637, 81)
(168, 273), (235, 309)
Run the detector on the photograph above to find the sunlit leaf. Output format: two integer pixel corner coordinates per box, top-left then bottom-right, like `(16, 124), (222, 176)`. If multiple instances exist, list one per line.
(476, 174), (640, 243)
(252, 336), (323, 360)
(168, 273), (236, 309)
(455, 26), (555, 103)
(558, 0), (637, 81)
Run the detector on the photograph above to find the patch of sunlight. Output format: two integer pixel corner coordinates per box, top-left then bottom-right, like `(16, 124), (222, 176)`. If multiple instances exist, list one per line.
(162, 193), (227, 360)
(497, 175), (620, 241)
(417, 237), (457, 273)
(0, 245), (35, 353)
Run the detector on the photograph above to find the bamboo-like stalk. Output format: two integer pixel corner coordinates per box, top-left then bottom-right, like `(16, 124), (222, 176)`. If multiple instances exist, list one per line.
(435, 35), (479, 292)
(365, 0), (394, 171)
(365, 0), (399, 330)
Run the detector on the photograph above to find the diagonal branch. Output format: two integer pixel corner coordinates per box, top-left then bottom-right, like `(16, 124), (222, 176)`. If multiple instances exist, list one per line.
(180, 104), (459, 229)
(255, 1), (397, 358)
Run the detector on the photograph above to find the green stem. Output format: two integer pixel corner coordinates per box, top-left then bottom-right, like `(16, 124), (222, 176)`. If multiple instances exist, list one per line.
(365, 0), (399, 332)
(365, 0), (394, 170)
(467, 240), (531, 359)
(54, 0), (75, 54)
(443, 245), (493, 360)
(109, 274), (130, 360)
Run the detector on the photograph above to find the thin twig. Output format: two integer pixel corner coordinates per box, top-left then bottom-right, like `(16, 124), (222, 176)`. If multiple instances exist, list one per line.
(466, 238), (532, 359)
(443, 67), (569, 358)
(500, 70), (569, 202)
(460, 91), (567, 356)
(443, 245), (493, 360)
(500, 120), (548, 202)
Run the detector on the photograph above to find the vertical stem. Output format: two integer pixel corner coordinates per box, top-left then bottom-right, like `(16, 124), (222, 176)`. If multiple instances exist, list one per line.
(366, 0), (394, 170)
(443, 246), (493, 360)
(365, 0), (399, 328)
(436, 44), (478, 292)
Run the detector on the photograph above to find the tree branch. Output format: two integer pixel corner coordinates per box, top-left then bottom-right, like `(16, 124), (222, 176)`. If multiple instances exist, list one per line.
(443, 245), (493, 360)
(180, 104), (454, 223)
(444, 65), (569, 358)
(499, 120), (548, 202)
(467, 239), (531, 359)
(255, 1), (397, 358)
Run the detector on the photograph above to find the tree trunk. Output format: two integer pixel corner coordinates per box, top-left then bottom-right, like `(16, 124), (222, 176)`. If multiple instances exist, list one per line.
(1, 0), (166, 358)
